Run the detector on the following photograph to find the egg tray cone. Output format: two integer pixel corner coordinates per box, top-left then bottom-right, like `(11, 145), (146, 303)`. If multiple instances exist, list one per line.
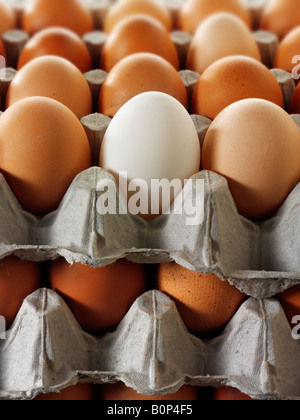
(0, 166), (300, 299)
(0, 288), (299, 400)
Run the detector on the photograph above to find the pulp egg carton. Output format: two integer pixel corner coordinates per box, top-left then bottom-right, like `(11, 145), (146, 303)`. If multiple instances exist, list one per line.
(2, 288), (300, 401)
(0, 0), (300, 401)
(1, 167), (300, 401)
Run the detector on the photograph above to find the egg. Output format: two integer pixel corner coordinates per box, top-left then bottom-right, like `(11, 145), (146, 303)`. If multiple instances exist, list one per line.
(192, 55), (284, 119)
(50, 258), (146, 334)
(34, 383), (95, 401)
(6, 56), (93, 119)
(17, 27), (92, 73)
(277, 285), (300, 328)
(178, 0), (251, 34)
(273, 27), (300, 83)
(104, 0), (173, 33)
(0, 97), (91, 215)
(100, 15), (179, 72)
(156, 263), (246, 335)
(22, 0), (94, 36)
(101, 382), (198, 400)
(187, 12), (261, 74)
(214, 387), (254, 401)
(98, 53), (188, 118)
(99, 92), (200, 218)
(260, 0), (300, 40)
(289, 83), (300, 114)
(0, 39), (6, 61)
(202, 98), (300, 221)
(0, 0), (16, 34)
(0, 256), (41, 328)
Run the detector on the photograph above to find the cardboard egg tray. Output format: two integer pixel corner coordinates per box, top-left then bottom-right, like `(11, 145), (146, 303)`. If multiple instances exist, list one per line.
(0, 0), (300, 401)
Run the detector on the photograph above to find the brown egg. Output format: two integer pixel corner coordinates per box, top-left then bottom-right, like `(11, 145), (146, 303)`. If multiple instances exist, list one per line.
(214, 387), (254, 401)
(102, 382), (198, 400)
(6, 56), (93, 119)
(0, 97), (91, 215)
(0, 0), (16, 34)
(274, 27), (300, 84)
(0, 39), (5, 108)
(187, 13), (261, 75)
(277, 285), (300, 328)
(22, 0), (94, 36)
(192, 56), (284, 119)
(104, 0), (173, 33)
(289, 83), (300, 114)
(0, 255), (41, 328)
(99, 53), (188, 117)
(17, 27), (92, 73)
(0, 39), (6, 67)
(156, 263), (246, 335)
(202, 98), (300, 221)
(50, 258), (147, 334)
(178, 0), (251, 34)
(100, 15), (179, 72)
(260, 0), (300, 40)
(34, 383), (95, 401)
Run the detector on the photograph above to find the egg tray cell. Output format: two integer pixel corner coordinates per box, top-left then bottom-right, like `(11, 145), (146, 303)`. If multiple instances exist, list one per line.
(0, 288), (299, 401)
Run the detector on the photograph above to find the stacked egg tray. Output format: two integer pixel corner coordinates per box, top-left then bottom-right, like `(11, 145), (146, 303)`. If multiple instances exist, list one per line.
(1, 0), (300, 401)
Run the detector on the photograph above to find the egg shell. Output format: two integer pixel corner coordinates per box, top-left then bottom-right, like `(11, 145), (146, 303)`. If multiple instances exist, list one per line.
(186, 12), (261, 74)
(277, 285), (300, 328)
(98, 53), (188, 118)
(0, 255), (41, 328)
(49, 258), (147, 334)
(0, 96), (91, 215)
(156, 263), (246, 335)
(104, 0), (173, 33)
(22, 0), (94, 36)
(99, 91), (200, 217)
(273, 26), (300, 84)
(17, 27), (92, 73)
(101, 382), (198, 400)
(202, 98), (300, 221)
(260, 0), (300, 40)
(34, 383), (95, 400)
(6, 55), (93, 119)
(192, 55), (284, 119)
(0, 0), (16, 34)
(178, 0), (252, 34)
(0, 37), (5, 56)
(100, 14), (179, 72)
(289, 82), (300, 114)
(214, 387), (254, 401)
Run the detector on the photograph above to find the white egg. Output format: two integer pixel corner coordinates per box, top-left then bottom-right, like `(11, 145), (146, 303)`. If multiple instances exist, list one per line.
(99, 92), (201, 217)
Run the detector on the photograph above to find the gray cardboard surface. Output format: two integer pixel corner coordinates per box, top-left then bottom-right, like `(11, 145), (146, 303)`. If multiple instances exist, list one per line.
(0, 167), (299, 299)
(0, 289), (299, 400)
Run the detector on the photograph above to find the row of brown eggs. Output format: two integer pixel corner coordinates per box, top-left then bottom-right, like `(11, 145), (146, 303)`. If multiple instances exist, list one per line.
(0, 255), (264, 400)
(2, 255), (299, 335)
(0, 0), (300, 77)
(2, 0), (300, 40)
(0, 256), (244, 336)
(0, 256), (299, 357)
